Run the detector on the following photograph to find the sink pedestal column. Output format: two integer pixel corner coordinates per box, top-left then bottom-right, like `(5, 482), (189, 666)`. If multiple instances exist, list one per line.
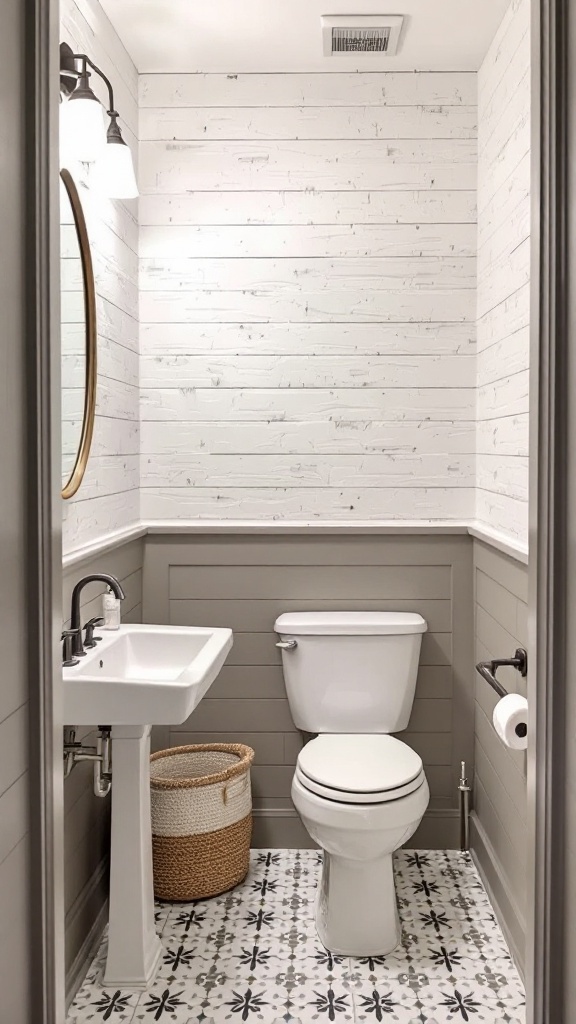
(104, 725), (163, 988)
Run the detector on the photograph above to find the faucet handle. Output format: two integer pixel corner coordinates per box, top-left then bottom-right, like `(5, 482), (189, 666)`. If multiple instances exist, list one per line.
(83, 616), (104, 648)
(61, 629), (80, 667)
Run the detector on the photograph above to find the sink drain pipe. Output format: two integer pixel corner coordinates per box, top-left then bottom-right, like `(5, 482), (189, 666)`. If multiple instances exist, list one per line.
(458, 761), (471, 851)
(64, 725), (113, 797)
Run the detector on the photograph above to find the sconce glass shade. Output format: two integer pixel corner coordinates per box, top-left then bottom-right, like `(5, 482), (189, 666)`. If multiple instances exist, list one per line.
(60, 93), (107, 163)
(94, 117), (139, 199)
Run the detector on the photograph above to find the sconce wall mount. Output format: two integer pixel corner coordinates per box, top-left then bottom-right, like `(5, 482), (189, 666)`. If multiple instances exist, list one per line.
(59, 41), (138, 198)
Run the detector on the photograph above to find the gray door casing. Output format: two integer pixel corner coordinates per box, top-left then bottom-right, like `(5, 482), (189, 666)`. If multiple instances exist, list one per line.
(5, 0), (572, 1020)
(0, 0), (64, 1021)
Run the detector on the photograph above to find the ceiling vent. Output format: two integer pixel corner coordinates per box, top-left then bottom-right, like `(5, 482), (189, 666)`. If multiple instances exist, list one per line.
(322, 15), (404, 56)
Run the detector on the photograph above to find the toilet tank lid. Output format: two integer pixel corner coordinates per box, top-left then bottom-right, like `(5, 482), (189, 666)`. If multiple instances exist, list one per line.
(274, 611), (427, 635)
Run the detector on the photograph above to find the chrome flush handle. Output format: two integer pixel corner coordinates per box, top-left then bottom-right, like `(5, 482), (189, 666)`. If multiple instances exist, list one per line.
(276, 639), (298, 650)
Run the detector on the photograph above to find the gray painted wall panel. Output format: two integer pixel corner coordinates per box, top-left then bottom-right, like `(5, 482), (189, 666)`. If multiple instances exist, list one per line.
(169, 598), (453, 633)
(474, 704), (526, 818)
(474, 777), (527, 893)
(169, 564), (452, 600)
(145, 533), (473, 847)
(0, 775), (29, 868)
(0, 840), (31, 1023)
(0, 705), (28, 797)
(470, 539), (528, 973)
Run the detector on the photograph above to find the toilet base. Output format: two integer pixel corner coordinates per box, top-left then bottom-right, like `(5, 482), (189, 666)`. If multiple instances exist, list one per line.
(315, 851), (400, 956)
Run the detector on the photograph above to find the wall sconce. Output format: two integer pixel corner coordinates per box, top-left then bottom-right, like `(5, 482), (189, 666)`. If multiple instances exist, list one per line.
(60, 42), (138, 199)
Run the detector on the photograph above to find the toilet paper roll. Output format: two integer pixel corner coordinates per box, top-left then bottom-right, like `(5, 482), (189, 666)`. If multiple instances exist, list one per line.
(492, 693), (528, 750)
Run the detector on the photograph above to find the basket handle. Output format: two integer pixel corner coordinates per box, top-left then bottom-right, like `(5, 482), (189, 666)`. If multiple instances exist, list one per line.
(222, 774), (249, 805)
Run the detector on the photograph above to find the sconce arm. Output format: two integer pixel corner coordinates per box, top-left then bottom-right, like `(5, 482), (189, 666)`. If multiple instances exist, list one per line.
(82, 55), (117, 115)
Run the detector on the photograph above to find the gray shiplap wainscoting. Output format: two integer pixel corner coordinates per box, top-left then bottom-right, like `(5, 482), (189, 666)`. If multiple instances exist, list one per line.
(62, 537), (144, 1006)
(470, 539), (528, 976)
(60, 529), (530, 999)
(143, 533), (474, 850)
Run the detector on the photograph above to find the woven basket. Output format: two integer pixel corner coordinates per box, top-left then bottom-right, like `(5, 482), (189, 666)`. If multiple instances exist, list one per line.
(150, 743), (254, 901)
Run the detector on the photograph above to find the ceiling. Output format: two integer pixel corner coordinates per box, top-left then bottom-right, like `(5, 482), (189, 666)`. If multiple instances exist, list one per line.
(99, 0), (512, 74)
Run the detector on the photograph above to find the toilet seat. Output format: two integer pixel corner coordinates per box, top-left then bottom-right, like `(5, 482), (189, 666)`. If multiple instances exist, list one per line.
(295, 764), (426, 804)
(296, 734), (424, 805)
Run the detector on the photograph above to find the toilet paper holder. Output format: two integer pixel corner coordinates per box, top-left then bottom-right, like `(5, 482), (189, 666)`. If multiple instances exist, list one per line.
(475, 648), (528, 699)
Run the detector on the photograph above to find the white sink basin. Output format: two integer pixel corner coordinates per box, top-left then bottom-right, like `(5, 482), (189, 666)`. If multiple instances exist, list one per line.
(63, 623), (233, 725)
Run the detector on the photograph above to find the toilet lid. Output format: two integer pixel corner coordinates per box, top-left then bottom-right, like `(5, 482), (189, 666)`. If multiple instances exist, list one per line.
(295, 763), (425, 804)
(297, 735), (423, 798)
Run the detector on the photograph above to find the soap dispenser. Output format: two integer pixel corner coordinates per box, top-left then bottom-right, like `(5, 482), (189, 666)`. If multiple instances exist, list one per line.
(102, 586), (121, 630)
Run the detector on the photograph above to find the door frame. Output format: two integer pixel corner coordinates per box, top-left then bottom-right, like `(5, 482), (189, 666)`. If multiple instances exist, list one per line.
(26, 0), (64, 1020)
(527, 0), (567, 1021)
(28, 0), (569, 1020)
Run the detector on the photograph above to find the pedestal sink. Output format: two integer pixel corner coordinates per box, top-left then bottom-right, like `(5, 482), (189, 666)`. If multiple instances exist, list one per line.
(63, 624), (233, 989)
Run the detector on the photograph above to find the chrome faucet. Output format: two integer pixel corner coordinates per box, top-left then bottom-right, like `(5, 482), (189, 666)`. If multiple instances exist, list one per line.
(69, 573), (125, 657)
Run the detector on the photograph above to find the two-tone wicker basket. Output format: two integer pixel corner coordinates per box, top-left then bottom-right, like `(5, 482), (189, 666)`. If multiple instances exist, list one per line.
(150, 743), (254, 901)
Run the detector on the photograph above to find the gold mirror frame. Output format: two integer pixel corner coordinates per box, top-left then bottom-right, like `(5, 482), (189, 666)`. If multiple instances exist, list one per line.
(61, 168), (97, 499)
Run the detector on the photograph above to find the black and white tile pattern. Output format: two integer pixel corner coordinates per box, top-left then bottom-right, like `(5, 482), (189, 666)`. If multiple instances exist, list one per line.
(68, 850), (525, 1023)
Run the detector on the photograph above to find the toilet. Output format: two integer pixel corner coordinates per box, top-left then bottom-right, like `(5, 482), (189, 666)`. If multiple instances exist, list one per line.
(274, 611), (430, 956)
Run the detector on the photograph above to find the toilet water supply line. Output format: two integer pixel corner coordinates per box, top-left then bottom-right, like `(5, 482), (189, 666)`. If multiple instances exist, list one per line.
(63, 726), (113, 797)
(458, 761), (471, 850)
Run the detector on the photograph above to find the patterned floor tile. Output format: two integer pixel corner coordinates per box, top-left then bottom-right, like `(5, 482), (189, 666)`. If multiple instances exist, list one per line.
(296, 940), (351, 981)
(286, 984), (356, 1022)
(346, 961), (435, 1000)
(68, 985), (140, 1022)
(156, 941), (216, 983)
(398, 913), (505, 956)
(67, 851), (525, 1024)
(201, 980), (292, 1021)
(351, 985), (428, 1023)
(153, 905), (173, 936)
(163, 900), (230, 939)
(132, 981), (205, 1022)
(83, 939), (109, 987)
(397, 881), (490, 912)
(418, 981), (526, 1022)
(406, 924), (511, 962)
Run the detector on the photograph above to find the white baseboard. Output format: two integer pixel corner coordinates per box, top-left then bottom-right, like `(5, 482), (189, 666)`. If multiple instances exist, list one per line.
(252, 807), (298, 818)
(469, 812), (526, 979)
(65, 860), (109, 1010)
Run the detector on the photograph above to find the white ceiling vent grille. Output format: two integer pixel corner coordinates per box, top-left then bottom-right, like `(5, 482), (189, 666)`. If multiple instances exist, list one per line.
(322, 16), (404, 57)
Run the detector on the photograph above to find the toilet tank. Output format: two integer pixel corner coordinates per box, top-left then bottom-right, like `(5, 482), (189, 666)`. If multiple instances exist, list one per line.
(274, 611), (427, 733)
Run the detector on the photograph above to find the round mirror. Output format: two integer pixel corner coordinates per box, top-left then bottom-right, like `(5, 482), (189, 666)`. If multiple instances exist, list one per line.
(60, 168), (97, 499)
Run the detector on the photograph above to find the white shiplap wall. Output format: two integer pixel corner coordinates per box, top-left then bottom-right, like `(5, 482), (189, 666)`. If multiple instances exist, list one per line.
(138, 72), (477, 521)
(477, 0), (530, 545)
(61, 0), (140, 554)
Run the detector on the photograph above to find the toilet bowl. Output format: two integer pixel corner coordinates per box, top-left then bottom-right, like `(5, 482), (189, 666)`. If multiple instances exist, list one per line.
(274, 610), (429, 956)
(292, 733), (429, 954)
